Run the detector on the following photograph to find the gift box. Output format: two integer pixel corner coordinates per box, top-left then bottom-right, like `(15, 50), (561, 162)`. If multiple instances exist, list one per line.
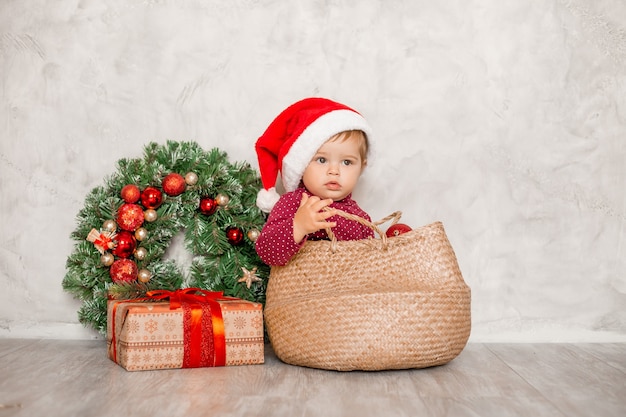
(107, 289), (264, 371)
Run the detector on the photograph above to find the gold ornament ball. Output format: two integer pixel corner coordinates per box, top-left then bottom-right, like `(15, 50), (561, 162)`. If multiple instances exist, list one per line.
(138, 269), (152, 283)
(135, 247), (148, 260)
(216, 193), (229, 206)
(103, 220), (117, 232)
(185, 172), (198, 185)
(247, 228), (260, 242)
(135, 227), (148, 241)
(100, 253), (114, 266)
(144, 209), (158, 222)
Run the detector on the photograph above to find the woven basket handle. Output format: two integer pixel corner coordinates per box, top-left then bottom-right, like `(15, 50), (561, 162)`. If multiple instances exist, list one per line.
(324, 209), (403, 252)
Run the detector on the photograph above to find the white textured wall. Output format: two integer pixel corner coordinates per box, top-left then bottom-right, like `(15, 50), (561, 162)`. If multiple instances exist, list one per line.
(1, 0), (624, 342)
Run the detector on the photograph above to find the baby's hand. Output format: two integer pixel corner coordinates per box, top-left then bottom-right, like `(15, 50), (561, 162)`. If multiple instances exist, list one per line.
(293, 194), (337, 243)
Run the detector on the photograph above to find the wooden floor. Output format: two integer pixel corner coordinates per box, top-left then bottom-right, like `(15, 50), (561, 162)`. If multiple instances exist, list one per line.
(0, 339), (624, 417)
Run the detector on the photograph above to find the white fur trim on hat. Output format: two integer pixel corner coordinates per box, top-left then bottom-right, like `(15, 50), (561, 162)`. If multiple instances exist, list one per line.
(256, 187), (281, 213)
(281, 109), (372, 192)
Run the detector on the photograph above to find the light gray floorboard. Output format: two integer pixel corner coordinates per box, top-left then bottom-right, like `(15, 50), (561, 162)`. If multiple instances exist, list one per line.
(486, 343), (626, 417)
(572, 343), (626, 374)
(0, 340), (624, 417)
(0, 338), (37, 358)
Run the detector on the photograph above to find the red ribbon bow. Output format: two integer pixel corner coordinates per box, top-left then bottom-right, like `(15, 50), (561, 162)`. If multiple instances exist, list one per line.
(146, 288), (224, 309)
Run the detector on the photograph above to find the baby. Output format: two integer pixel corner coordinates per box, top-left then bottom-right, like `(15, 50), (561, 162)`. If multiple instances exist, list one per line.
(255, 97), (374, 266)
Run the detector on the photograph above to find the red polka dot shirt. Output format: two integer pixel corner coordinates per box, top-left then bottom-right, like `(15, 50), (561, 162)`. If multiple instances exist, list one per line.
(255, 187), (374, 266)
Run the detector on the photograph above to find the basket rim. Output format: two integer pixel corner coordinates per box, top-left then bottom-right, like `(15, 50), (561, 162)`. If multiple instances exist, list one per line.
(286, 220), (447, 255)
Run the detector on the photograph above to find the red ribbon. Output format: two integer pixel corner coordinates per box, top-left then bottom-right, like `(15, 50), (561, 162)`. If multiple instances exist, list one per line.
(110, 288), (230, 368)
(94, 234), (114, 251)
(146, 288), (227, 368)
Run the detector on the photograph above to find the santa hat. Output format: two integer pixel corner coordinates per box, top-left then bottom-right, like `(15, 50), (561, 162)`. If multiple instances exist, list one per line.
(255, 97), (373, 213)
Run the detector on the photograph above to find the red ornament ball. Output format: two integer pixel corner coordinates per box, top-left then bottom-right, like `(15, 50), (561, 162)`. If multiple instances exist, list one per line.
(226, 226), (244, 246)
(120, 184), (141, 203)
(112, 230), (137, 258)
(140, 186), (163, 209)
(116, 203), (145, 231)
(385, 223), (413, 238)
(162, 173), (186, 196)
(109, 259), (138, 283)
(199, 197), (218, 216)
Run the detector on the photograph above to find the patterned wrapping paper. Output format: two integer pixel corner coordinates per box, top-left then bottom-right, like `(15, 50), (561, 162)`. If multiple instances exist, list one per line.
(107, 296), (264, 371)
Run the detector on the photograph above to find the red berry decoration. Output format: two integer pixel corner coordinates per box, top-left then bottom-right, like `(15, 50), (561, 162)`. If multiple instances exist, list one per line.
(109, 259), (138, 283)
(386, 223), (413, 238)
(116, 203), (145, 231)
(120, 184), (141, 203)
(226, 226), (244, 246)
(199, 197), (218, 216)
(162, 173), (186, 196)
(140, 186), (163, 209)
(112, 230), (137, 258)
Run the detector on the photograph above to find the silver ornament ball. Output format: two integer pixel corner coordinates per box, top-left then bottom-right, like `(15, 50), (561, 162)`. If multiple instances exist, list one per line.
(135, 227), (148, 241)
(102, 220), (117, 232)
(216, 193), (229, 206)
(138, 269), (152, 283)
(185, 172), (198, 185)
(247, 228), (260, 242)
(100, 253), (114, 266)
(135, 247), (148, 260)
(144, 209), (158, 222)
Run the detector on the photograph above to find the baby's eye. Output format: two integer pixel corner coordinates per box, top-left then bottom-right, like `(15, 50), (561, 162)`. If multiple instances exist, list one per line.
(316, 157), (327, 164)
(342, 160), (354, 166)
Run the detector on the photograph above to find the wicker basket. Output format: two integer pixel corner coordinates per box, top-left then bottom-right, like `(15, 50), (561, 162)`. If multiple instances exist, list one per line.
(264, 211), (471, 371)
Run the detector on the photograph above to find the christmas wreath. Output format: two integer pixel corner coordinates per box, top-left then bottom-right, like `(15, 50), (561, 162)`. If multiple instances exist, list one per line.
(62, 141), (270, 335)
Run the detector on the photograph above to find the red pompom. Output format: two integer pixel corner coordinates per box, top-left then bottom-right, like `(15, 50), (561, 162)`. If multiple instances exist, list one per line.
(109, 259), (138, 283)
(162, 173), (186, 196)
(116, 203), (145, 231)
(385, 223), (412, 237)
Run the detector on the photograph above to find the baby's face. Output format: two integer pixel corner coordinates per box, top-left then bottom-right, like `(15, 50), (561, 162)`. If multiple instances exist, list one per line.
(301, 135), (365, 201)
